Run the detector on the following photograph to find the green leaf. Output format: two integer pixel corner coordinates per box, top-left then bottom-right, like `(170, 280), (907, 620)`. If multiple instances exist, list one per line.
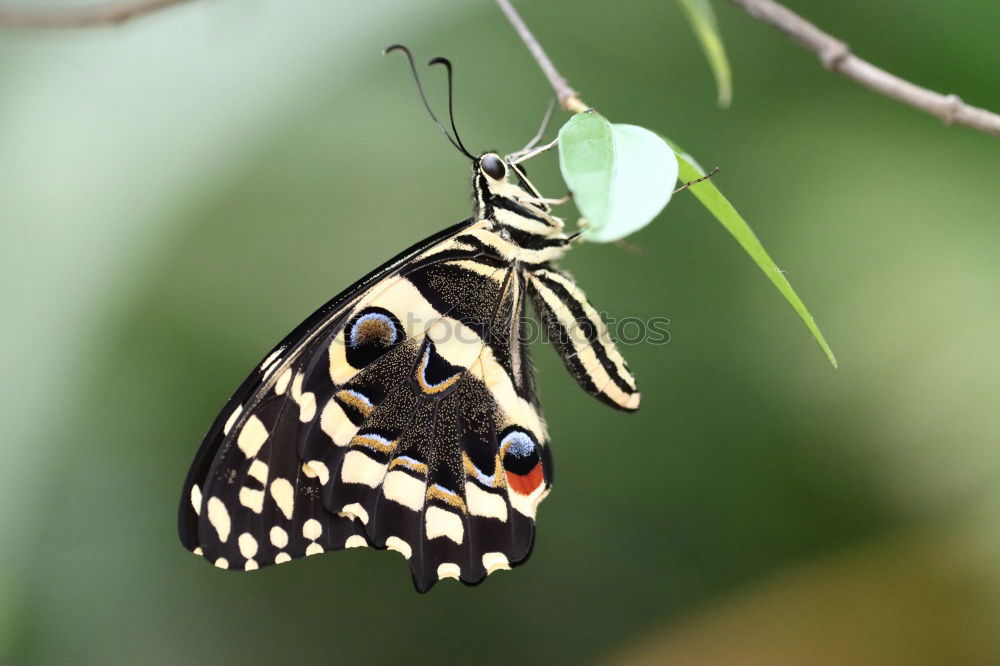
(671, 146), (838, 367)
(677, 0), (732, 107)
(557, 112), (679, 243)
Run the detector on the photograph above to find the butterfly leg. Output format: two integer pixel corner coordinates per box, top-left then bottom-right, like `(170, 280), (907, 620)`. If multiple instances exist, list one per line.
(519, 192), (572, 207)
(508, 137), (558, 166)
(505, 98), (556, 162)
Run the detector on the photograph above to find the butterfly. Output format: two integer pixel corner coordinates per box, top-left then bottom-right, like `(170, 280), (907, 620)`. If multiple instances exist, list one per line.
(178, 45), (639, 592)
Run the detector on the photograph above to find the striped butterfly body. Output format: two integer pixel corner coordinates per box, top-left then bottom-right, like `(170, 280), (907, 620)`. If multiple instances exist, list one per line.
(179, 50), (639, 591)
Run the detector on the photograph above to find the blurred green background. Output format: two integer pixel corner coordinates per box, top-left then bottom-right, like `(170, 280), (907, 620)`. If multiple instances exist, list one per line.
(2, 0), (999, 663)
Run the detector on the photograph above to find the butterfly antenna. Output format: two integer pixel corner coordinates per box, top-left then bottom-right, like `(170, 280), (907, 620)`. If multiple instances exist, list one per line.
(384, 44), (472, 159)
(427, 56), (474, 160)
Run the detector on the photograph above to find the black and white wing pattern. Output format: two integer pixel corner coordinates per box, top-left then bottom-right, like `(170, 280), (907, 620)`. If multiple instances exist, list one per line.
(179, 219), (553, 591)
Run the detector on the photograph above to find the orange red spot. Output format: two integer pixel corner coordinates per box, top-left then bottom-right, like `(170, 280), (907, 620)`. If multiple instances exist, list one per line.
(506, 462), (543, 496)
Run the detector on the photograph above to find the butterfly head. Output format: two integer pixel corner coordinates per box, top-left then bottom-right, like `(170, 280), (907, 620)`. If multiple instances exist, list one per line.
(384, 46), (566, 244)
(474, 152), (513, 196)
(472, 152), (566, 243)
(473, 152), (520, 202)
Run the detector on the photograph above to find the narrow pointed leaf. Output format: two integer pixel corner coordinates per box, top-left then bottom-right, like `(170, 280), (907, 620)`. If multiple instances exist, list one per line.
(672, 147), (837, 367)
(677, 0), (733, 107)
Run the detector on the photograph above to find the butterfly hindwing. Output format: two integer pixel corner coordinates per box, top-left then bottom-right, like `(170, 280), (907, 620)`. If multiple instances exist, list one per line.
(307, 251), (549, 590)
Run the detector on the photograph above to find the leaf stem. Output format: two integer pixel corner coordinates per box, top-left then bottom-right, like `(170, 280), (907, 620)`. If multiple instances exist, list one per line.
(493, 0), (588, 113)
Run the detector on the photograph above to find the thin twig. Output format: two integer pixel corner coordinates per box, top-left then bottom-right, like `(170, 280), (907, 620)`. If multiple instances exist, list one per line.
(726, 0), (1000, 136)
(0, 0), (193, 27)
(493, 0), (588, 113)
(4, 0), (997, 140)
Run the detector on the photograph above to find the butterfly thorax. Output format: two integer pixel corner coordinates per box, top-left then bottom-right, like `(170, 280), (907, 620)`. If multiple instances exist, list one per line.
(470, 153), (572, 266)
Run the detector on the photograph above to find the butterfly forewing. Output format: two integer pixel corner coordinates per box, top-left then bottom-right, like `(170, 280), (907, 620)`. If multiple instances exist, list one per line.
(178, 218), (474, 556)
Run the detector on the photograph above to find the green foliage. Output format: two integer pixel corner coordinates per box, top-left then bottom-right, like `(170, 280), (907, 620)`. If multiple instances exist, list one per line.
(676, 0), (732, 107)
(557, 111), (678, 242)
(557, 111), (835, 367)
(668, 140), (838, 368)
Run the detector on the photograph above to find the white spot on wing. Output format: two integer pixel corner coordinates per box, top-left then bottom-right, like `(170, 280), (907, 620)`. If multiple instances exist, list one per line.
(339, 503), (369, 525)
(270, 526), (288, 548)
(436, 562), (461, 581)
(244, 559), (259, 571)
(259, 347), (284, 375)
(385, 536), (412, 560)
(239, 487), (264, 514)
(192, 547), (203, 556)
(269, 478), (294, 520)
(238, 532), (258, 559)
(298, 394), (316, 422)
(339, 450), (387, 488)
(223, 405), (243, 436)
(383, 470), (425, 511)
(425, 506), (464, 545)
(273, 368), (292, 396)
(305, 543), (324, 556)
(345, 535), (368, 548)
(304, 460), (329, 485)
(214, 557), (229, 569)
(207, 497), (231, 542)
(274, 552), (291, 564)
(291, 373), (316, 422)
(427, 319), (482, 368)
(482, 552), (510, 573)
(190, 484), (202, 515)
(320, 400), (357, 447)
(465, 482), (507, 521)
(248, 460), (269, 484)
(237, 415), (268, 458)
(509, 482), (547, 519)
(302, 518), (322, 540)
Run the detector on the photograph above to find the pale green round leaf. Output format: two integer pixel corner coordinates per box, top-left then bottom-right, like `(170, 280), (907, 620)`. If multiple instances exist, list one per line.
(558, 112), (679, 243)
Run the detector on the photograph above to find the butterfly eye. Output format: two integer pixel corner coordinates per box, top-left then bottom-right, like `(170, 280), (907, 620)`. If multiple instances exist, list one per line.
(480, 155), (506, 180)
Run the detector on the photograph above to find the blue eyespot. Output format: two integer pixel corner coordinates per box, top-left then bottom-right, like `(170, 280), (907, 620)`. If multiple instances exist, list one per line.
(349, 312), (398, 347)
(501, 430), (535, 458)
(344, 307), (404, 369)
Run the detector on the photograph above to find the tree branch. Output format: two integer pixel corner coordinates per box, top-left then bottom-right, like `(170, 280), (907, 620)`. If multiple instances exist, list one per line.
(726, 0), (1000, 136)
(494, 0), (588, 113)
(0, 0), (194, 27)
(4, 0), (998, 138)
